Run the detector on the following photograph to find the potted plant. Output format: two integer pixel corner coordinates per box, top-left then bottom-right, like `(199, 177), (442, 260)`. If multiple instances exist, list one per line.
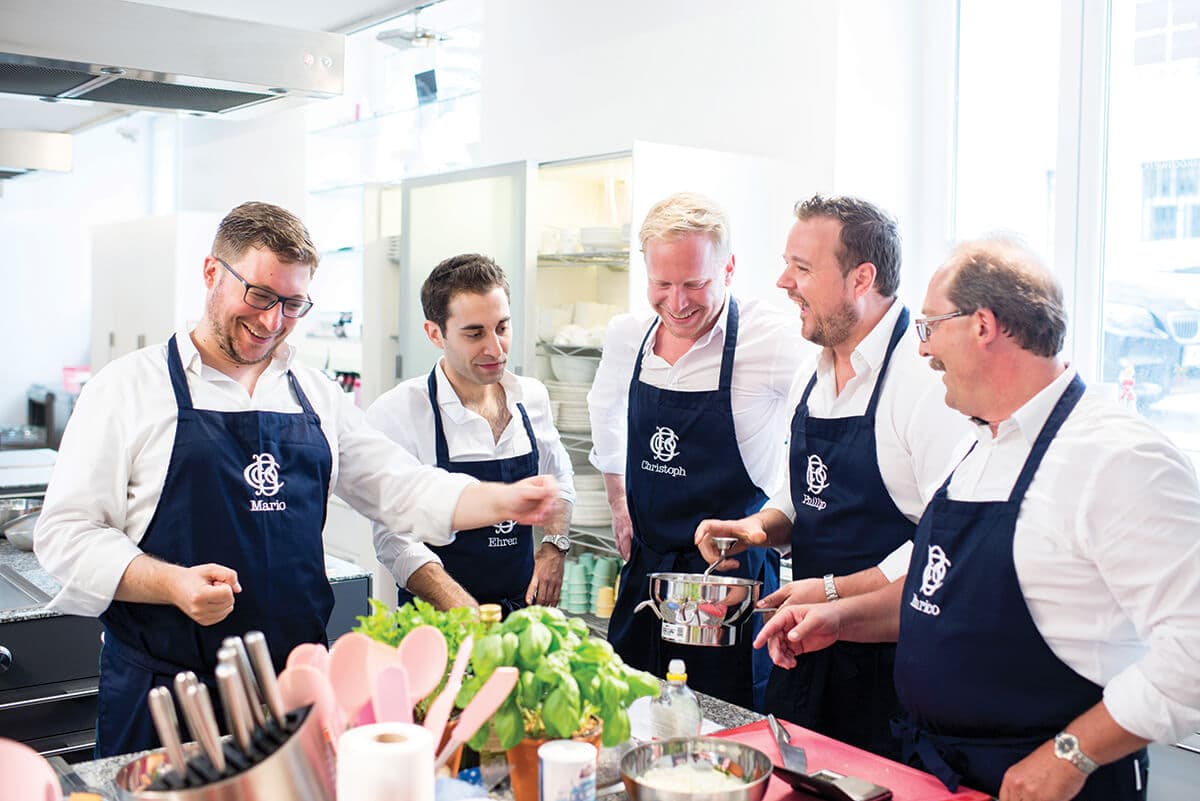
(455, 606), (659, 801)
(354, 598), (488, 772)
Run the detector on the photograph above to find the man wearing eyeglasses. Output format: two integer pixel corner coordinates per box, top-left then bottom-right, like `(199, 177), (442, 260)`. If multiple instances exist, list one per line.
(695, 195), (969, 758)
(755, 238), (1200, 800)
(34, 202), (560, 758)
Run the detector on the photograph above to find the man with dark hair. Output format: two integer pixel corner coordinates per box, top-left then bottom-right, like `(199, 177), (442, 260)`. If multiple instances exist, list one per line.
(696, 194), (968, 757)
(756, 237), (1200, 800)
(367, 253), (574, 612)
(35, 204), (559, 757)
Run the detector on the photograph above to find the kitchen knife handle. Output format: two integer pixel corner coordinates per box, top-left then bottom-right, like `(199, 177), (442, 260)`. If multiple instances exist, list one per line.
(222, 636), (266, 728)
(147, 686), (188, 777)
(216, 662), (254, 755)
(189, 683), (226, 774)
(244, 631), (286, 722)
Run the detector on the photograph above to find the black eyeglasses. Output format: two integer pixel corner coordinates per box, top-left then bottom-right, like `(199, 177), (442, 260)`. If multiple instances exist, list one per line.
(914, 310), (967, 342)
(216, 257), (314, 318)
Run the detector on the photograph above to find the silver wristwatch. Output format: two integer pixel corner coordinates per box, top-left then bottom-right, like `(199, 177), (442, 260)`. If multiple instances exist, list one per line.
(823, 573), (840, 602)
(541, 534), (571, 553)
(1053, 732), (1098, 775)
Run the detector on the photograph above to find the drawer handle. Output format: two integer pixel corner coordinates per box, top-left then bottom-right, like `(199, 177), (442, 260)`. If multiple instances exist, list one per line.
(0, 685), (99, 712)
(0, 646), (10, 674)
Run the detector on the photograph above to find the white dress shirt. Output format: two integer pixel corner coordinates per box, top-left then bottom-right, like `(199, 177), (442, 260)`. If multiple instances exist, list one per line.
(946, 366), (1200, 744)
(34, 330), (475, 617)
(365, 361), (576, 587)
(588, 296), (813, 493)
(762, 301), (973, 580)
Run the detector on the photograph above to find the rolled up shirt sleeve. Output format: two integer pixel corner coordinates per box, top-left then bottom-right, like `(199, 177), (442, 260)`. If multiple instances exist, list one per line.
(34, 369), (150, 616)
(1082, 441), (1200, 743)
(372, 523), (442, 587)
(333, 395), (475, 547)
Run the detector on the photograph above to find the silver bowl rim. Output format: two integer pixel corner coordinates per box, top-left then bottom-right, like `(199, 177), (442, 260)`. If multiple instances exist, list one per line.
(620, 735), (775, 793)
(647, 572), (763, 589)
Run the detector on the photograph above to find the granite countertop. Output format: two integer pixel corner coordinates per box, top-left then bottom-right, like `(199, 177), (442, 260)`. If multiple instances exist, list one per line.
(0, 536), (369, 625)
(71, 690), (762, 797)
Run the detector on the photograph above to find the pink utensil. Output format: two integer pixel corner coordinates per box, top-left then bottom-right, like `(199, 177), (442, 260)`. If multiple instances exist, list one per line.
(0, 737), (59, 801)
(422, 634), (473, 746)
(397, 625), (448, 706)
(434, 666), (519, 769)
(287, 642), (331, 674)
(278, 663), (345, 742)
(366, 638), (405, 681)
(372, 664), (413, 724)
(328, 632), (374, 723)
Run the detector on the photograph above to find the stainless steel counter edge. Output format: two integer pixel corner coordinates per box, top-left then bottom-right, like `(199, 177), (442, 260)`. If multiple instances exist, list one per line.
(0, 537), (370, 624)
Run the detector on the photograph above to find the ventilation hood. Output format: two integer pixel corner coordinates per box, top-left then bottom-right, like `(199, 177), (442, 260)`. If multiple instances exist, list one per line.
(0, 0), (344, 115)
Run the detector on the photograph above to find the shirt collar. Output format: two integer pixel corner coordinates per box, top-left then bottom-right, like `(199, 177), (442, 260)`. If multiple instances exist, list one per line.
(973, 364), (1077, 445)
(434, 359), (523, 416)
(816, 298), (904, 376)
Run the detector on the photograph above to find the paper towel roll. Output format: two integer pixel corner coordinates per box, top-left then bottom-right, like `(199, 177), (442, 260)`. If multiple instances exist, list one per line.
(337, 723), (435, 801)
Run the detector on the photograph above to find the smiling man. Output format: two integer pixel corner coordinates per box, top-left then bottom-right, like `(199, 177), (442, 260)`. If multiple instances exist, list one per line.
(755, 237), (1200, 800)
(34, 203), (560, 758)
(588, 191), (810, 709)
(694, 195), (968, 757)
(366, 254), (575, 613)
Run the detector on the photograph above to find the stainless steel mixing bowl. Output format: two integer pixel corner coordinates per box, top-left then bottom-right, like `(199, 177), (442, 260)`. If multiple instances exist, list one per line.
(634, 572), (762, 646)
(621, 737), (773, 801)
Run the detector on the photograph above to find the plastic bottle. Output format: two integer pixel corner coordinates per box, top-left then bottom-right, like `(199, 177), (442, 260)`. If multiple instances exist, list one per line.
(1118, 364), (1138, 414)
(649, 659), (701, 739)
(477, 603), (509, 790)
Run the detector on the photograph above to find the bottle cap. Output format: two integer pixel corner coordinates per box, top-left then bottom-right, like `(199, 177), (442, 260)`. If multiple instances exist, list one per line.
(666, 658), (687, 681)
(479, 603), (502, 625)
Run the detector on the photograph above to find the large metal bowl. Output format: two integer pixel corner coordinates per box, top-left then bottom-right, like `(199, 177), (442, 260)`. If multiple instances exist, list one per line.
(0, 497), (40, 527)
(621, 737), (772, 801)
(634, 573), (762, 646)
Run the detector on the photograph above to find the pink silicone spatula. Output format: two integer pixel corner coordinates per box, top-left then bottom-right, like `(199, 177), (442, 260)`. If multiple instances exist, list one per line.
(397, 625), (448, 706)
(433, 666), (519, 769)
(372, 664), (413, 724)
(422, 634), (473, 746)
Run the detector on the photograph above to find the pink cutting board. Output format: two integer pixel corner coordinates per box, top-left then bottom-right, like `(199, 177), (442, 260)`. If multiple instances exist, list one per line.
(712, 718), (991, 801)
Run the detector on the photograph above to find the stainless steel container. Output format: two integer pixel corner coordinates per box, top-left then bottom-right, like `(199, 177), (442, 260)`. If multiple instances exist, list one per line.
(113, 705), (334, 801)
(634, 573), (762, 646)
(621, 737), (772, 801)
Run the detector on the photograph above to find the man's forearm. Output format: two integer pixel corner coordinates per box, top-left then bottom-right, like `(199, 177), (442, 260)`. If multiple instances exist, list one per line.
(113, 553), (178, 605)
(406, 562), (476, 611)
(831, 566), (891, 599)
(541, 499), (571, 538)
(602, 473), (626, 509)
(755, 508), (794, 548)
(835, 578), (905, 642)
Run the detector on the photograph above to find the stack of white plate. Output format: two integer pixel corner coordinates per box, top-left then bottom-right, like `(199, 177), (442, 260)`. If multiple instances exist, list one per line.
(572, 488), (612, 527)
(546, 380), (592, 433)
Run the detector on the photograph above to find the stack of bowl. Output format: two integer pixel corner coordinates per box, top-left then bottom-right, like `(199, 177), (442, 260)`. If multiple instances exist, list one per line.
(570, 470), (612, 528)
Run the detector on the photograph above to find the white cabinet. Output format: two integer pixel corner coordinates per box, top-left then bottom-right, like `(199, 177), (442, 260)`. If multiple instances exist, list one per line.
(323, 494), (397, 608)
(90, 213), (220, 370)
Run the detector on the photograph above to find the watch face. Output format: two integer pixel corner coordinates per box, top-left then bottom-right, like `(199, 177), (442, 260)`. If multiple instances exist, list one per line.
(1055, 733), (1077, 757)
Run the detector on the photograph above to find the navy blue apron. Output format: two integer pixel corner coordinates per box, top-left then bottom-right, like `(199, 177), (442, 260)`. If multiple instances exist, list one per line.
(396, 367), (538, 614)
(607, 297), (780, 710)
(96, 335), (334, 758)
(764, 308), (912, 760)
(893, 375), (1148, 799)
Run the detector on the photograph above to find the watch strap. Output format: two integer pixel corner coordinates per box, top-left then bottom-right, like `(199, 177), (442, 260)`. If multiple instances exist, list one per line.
(1054, 732), (1098, 775)
(823, 573), (839, 602)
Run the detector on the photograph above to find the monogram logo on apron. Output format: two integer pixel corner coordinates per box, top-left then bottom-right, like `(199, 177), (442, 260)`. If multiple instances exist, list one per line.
(243, 453), (285, 497)
(806, 454), (829, 494)
(494, 519), (516, 535)
(921, 545), (951, 596)
(649, 426), (680, 462)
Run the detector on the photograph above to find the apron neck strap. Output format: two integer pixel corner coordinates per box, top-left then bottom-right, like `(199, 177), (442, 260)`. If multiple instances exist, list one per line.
(864, 305), (911, 418)
(1007, 373), (1085, 503)
(428, 366), (537, 466)
(631, 296), (739, 391)
(166, 335), (194, 411)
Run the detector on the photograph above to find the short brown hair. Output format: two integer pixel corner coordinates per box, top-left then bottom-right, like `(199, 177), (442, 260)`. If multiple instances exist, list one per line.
(794, 194), (901, 297)
(943, 238), (1066, 358)
(212, 201), (319, 273)
(639, 191), (731, 265)
(421, 253), (511, 331)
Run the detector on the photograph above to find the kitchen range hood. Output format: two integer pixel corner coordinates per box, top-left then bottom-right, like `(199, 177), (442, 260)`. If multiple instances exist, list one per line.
(0, 0), (344, 115)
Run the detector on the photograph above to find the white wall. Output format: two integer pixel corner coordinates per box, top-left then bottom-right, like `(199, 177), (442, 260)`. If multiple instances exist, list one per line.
(0, 118), (153, 424)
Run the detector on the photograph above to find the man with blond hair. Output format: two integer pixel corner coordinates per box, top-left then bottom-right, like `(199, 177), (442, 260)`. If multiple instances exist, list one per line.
(756, 237), (1200, 800)
(36, 202), (559, 757)
(588, 191), (810, 708)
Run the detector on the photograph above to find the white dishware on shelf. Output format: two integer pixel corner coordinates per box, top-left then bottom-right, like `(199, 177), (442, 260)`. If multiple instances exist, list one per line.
(550, 354), (599, 384)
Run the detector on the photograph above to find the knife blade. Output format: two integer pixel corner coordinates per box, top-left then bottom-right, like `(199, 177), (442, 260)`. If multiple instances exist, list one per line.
(767, 713), (807, 774)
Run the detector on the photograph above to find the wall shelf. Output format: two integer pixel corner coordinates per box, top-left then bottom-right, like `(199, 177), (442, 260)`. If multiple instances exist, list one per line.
(538, 251), (630, 270)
